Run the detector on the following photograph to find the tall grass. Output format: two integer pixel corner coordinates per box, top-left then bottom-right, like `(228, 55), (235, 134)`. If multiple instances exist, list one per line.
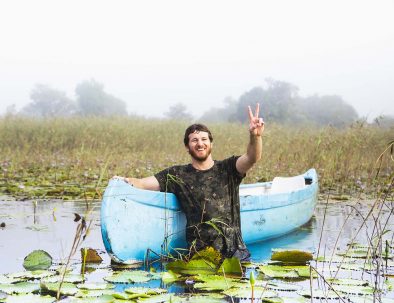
(0, 116), (392, 198)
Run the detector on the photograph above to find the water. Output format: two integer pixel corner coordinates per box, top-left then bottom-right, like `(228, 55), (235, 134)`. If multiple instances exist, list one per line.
(1, 198), (393, 299)
(1, 198), (391, 272)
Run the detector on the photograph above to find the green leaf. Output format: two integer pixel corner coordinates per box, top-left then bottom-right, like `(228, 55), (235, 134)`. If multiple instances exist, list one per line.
(217, 257), (242, 277)
(191, 246), (222, 265)
(193, 275), (244, 291)
(6, 270), (55, 280)
(0, 282), (40, 295)
(2, 294), (56, 303)
(76, 283), (115, 290)
(104, 270), (151, 283)
(23, 250), (52, 271)
(223, 286), (277, 298)
(271, 249), (313, 264)
(161, 270), (181, 284)
(40, 282), (79, 296)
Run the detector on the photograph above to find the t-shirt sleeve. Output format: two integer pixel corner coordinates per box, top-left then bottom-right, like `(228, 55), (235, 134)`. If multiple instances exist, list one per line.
(225, 155), (246, 184)
(154, 168), (171, 192)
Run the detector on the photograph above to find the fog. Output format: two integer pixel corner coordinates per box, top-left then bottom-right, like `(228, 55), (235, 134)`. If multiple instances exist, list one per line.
(1, 0), (393, 120)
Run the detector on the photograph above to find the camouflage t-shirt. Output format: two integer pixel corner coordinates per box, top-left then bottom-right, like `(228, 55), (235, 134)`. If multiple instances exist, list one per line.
(154, 156), (250, 260)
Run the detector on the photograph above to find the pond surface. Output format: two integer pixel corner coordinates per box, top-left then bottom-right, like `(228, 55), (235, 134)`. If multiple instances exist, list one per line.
(0, 197), (393, 300)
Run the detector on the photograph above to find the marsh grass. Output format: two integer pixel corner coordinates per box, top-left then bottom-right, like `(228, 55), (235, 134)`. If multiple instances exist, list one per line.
(0, 116), (392, 200)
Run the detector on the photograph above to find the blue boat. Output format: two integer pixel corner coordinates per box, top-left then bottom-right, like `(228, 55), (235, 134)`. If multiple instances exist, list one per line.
(101, 168), (318, 263)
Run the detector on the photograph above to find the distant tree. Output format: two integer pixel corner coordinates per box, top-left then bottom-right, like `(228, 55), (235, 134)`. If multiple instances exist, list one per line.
(200, 97), (238, 122)
(234, 79), (299, 124)
(21, 84), (76, 117)
(297, 95), (358, 126)
(164, 102), (193, 120)
(75, 79), (127, 116)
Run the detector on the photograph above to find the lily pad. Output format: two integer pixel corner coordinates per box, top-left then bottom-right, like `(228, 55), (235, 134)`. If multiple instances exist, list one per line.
(263, 297), (309, 303)
(168, 258), (217, 275)
(297, 289), (342, 299)
(104, 270), (151, 283)
(75, 289), (116, 298)
(161, 270), (182, 284)
(271, 249), (313, 264)
(348, 296), (394, 303)
(223, 286), (277, 298)
(217, 257), (242, 277)
(259, 265), (313, 279)
(125, 287), (167, 295)
(1, 293), (56, 303)
(191, 246), (222, 265)
(40, 282), (79, 296)
(333, 284), (375, 295)
(0, 282), (40, 295)
(193, 275), (244, 291)
(77, 283), (115, 290)
(327, 278), (369, 286)
(6, 270), (55, 280)
(41, 274), (85, 284)
(23, 250), (52, 271)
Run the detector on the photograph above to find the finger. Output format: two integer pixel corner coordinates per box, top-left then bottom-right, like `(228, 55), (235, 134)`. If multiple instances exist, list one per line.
(255, 103), (260, 118)
(248, 106), (254, 121)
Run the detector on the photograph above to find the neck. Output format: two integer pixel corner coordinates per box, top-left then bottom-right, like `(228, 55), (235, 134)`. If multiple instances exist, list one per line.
(191, 156), (214, 170)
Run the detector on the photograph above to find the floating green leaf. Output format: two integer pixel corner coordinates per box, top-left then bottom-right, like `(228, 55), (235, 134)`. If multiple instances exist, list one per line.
(217, 257), (242, 277)
(258, 265), (312, 279)
(271, 249), (313, 264)
(40, 282), (79, 296)
(223, 286), (277, 298)
(193, 275), (244, 291)
(104, 270), (151, 283)
(297, 289), (341, 299)
(263, 297), (309, 303)
(0, 282), (40, 295)
(348, 296), (394, 303)
(191, 246), (222, 265)
(327, 278), (369, 286)
(161, 270), (181, 284)
(41, 274), (84, 284)
(75, 289), (115, 298)
(77, 283), (115, 290)
(6, 270), (55, 280)
(23, 250), (52, 271)
(1, 294), (56, 303)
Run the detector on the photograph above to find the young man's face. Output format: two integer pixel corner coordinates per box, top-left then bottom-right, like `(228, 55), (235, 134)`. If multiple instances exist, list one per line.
(186, 131), (212, 161)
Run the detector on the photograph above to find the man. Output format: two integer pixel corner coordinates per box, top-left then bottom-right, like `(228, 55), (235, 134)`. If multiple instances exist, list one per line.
(116, 104), (263, 260)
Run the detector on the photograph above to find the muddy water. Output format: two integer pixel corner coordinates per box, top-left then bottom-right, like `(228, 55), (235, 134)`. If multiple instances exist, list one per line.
(1, 197), (391, 275)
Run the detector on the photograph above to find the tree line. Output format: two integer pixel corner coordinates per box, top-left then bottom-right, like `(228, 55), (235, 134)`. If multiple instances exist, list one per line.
(7, 78), (394, 128)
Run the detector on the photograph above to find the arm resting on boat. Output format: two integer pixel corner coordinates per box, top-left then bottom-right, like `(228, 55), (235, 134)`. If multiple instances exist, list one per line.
(112, 175), (160, 191)
(126, 176), (160, 191)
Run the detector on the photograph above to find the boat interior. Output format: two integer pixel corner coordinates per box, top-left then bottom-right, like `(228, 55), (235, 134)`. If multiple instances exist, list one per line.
(239, 175), (312, 196)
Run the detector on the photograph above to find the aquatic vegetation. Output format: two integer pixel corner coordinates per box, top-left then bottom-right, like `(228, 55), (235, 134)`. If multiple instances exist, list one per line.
(0, 116), (392, 199)
(22, 250), (52, 271)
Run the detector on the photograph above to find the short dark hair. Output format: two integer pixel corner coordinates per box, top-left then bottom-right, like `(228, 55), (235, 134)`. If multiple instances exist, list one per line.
(183, 124), (213, 146)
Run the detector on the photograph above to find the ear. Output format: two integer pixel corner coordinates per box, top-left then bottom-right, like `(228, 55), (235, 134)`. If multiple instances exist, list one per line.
(185, 145), (190, 153)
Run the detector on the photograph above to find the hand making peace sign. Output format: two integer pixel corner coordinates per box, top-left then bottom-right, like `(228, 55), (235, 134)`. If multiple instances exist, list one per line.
(248, 103), (264, 136)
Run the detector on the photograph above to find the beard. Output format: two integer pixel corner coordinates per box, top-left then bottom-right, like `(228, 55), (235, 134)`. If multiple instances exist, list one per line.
(188, 145), (212, 162)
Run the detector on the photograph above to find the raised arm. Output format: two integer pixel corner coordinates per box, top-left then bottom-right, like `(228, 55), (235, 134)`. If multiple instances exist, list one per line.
(112, 175), (160, 191)
(236, 103), (264, 175)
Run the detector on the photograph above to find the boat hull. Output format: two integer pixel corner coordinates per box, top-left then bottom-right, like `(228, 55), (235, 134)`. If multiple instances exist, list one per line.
(101, 169), (318, 263)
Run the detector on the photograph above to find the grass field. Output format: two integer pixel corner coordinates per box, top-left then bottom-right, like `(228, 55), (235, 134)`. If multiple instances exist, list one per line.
(0, 116), (392, 200)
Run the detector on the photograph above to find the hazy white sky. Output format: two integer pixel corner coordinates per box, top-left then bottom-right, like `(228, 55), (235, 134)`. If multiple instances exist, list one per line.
(1, 0), (393, 119)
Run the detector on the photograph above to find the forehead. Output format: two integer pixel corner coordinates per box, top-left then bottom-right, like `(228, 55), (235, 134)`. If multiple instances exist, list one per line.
(188, 131), (210, 140)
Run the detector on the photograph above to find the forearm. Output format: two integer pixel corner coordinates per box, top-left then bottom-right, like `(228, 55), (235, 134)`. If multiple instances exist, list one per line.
(246, 133), (262, 164)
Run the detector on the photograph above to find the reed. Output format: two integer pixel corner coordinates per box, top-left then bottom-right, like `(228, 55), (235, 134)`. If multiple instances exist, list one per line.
(0, 116), (392, 199)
